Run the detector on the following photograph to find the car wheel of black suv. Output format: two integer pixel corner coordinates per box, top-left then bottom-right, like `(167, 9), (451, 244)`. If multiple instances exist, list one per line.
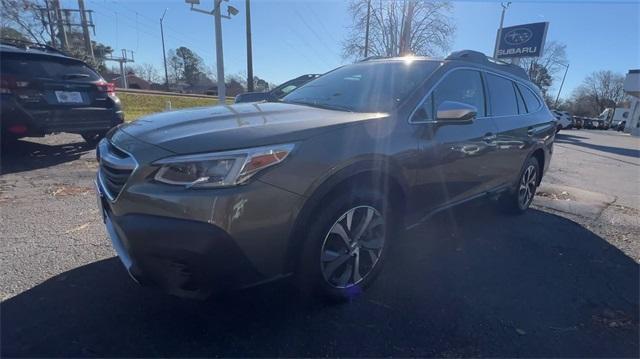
(81, 131), (107, 145)
(499, 156), (540, 214)
(298, 187), (392, 301)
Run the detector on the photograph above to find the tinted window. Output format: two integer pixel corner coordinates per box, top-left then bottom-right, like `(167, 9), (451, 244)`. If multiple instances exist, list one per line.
(1, 57), (101, 81)
(517, 83), (542, 113)
(486, 73), (518, 116)
(514, 83), (527, 114)
(414, 69), (485, 121)
(284, 61), (439, 112)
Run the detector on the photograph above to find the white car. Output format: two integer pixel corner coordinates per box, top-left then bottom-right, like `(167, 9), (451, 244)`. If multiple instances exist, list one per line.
(552, 110), (572, 131)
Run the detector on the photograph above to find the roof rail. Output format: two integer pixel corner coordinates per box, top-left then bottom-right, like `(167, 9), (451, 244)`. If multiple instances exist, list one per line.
(358, 55), (388, 62)
(445, 50), (529, 80)
(0, 38), (68, 56)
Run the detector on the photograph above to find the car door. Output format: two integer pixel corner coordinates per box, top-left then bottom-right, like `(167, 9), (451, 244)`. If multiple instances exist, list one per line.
(486, 73), (546, 187)
(410, 68), (501, 216)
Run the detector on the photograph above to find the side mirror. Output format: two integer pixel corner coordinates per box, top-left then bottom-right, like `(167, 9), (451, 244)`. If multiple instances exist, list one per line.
(436, 101), (477, 122)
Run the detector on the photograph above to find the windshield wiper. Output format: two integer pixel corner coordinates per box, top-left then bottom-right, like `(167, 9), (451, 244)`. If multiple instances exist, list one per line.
(285, 100), (354, 112)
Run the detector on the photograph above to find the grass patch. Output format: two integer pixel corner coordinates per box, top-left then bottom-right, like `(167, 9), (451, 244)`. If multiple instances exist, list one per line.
(118, 92), (225, 121)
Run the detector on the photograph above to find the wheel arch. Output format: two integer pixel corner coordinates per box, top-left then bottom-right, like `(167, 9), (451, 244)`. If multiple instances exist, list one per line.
(284, 157), (409, 273)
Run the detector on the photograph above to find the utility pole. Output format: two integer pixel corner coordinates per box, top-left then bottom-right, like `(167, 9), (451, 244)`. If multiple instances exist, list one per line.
(51, 0), (68, 50)
(105, 50), (135, 88)
(160, 8), (169, 87)
(364, 0), (371, 58)
(188, 0), (239, 103)
(213, 1), (226, 100)
(245, 0), (254, 92)
(493, 1), (511, 58)
(554, 63), (570, 107)
(78, 0), (94, 59)
(41, 1), (95, 54)
(42, 0), (57, 47)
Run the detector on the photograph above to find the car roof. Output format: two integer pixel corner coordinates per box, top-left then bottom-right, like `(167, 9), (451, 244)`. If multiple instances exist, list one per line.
(359, 50), (533, 85)
(0, 41), (76, 61)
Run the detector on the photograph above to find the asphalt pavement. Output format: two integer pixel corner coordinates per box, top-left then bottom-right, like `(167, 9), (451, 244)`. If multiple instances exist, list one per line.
(1, 130), (638, 357)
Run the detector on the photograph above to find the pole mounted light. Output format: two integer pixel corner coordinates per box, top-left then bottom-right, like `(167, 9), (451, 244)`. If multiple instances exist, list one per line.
(160, 8), (169, 87)
(493, 1), (511, 59)
(185, 0), (239, 102)
(554, 62), (570, 108)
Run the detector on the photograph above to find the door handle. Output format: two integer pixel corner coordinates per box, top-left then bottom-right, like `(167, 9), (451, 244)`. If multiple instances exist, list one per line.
(483, 133), (497, 143)
(527, 127), (535, 136)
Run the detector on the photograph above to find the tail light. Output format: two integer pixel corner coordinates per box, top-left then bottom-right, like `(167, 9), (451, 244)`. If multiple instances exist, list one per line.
(96, 81), (116, 96)
(7, 124), (28, 134)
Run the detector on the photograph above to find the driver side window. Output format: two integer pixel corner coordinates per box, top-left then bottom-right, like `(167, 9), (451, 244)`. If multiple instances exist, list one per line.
(414, 69), (486, 121)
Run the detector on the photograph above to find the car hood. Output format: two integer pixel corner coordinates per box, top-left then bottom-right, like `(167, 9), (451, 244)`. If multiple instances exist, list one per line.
(119, 102), (386, 154)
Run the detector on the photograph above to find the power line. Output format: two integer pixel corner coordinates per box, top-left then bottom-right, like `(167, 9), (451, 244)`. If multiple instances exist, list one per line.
(292, 6), (338, 63)
(89, 5), (214, 61)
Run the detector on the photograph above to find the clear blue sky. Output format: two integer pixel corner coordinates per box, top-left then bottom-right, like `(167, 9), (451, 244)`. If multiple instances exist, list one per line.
(83, 0), (639, 99)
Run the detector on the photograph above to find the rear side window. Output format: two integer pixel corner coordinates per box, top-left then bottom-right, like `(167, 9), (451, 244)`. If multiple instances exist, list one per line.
(1, 57), (101, 82)
(486, 73), (518, 116)
(517, 83), (542, 113)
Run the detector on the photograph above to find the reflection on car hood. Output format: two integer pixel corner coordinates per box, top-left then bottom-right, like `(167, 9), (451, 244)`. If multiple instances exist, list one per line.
(119, 102), (385, 154)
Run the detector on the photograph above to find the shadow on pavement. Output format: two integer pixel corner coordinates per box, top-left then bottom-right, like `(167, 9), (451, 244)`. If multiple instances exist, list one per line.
(555, 133), (640, 159)
(2, 206), (639, 357)
(0, 137), (95, 175)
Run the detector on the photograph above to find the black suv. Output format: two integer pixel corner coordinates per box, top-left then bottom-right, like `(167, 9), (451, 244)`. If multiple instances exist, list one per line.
(0, 41), (124, 146)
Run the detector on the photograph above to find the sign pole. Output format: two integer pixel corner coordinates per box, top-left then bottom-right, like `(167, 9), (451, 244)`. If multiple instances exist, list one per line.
(493, 2), (511, 58)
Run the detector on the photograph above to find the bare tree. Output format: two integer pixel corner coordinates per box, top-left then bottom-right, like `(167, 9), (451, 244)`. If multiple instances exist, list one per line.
(572, 70), (625, 116)
(0, 0), (51, 43)
(133, 63), (161, 84)
(343, 0), (455, 59)
(519, 41), (568, 95)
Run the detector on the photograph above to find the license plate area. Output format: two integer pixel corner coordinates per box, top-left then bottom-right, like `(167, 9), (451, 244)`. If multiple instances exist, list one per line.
(55, 90), (83, 103)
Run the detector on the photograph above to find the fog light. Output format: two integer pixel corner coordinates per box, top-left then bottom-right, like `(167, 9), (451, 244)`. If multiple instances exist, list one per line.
(7, 124), (28, 134)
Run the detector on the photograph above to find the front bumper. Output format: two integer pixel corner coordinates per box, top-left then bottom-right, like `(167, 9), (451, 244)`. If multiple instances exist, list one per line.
(96, 164), (305, 298)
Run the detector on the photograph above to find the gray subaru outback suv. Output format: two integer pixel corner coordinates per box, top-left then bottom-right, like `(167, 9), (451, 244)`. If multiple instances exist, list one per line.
(96, 50), (555, 299)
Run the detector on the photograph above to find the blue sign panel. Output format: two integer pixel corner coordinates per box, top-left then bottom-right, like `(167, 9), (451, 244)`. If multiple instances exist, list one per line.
(496, 22), (549, 59)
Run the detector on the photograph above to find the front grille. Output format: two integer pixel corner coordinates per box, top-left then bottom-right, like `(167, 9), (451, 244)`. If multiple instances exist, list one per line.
(98, 140), (136, 200)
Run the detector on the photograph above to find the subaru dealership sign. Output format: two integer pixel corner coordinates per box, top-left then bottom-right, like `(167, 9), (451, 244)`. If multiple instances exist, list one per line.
(496, 22), (549, 59)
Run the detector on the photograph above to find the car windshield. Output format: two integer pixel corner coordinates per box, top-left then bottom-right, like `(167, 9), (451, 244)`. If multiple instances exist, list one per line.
(1, 56), (101, 81)
(282, 60), (439, 112)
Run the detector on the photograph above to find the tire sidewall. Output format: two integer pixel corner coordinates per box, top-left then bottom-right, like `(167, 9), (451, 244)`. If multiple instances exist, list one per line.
(297, 187), (392, 300)
(516, 156), (540, 211)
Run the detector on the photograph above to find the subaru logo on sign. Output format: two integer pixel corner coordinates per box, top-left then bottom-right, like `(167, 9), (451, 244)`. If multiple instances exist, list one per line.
(504, 28), (533, 45)
(496, 22), (549, 59)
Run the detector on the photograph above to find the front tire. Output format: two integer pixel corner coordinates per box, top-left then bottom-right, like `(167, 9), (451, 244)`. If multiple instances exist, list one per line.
(297, 188), (393, 301)
(498, 157), (540, 214)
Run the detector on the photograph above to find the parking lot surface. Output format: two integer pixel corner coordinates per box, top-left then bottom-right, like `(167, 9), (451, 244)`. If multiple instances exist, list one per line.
(1, 130), (638, 357)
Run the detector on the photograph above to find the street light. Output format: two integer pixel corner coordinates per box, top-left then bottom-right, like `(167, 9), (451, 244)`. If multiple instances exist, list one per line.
(186, 0), (239, 102)
(493, 2), (511, 58)
(160, 8), (169, 87)
(554, 62), (570, 108)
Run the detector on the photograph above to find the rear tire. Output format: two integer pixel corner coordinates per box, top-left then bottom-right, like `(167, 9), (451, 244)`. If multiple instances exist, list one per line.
(81, 131), (107, 145)
(297, 187), (393, 301)
(498, 156), (540, 215)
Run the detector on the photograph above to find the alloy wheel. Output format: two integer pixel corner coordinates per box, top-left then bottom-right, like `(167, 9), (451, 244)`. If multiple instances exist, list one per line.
(320, 205), (385, 288)
(518, 164), (537, 208)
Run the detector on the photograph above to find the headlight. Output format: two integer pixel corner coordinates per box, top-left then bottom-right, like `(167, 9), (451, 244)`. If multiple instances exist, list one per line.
(153, 143), (295, 188)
